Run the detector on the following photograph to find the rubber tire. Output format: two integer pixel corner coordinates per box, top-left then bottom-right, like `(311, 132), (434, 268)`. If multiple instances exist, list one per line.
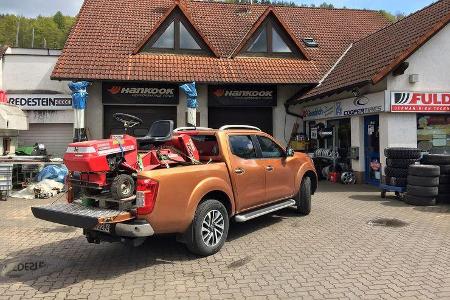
(385, 167), (408, 178)
(439, 165), (450, 175)
(405, 194), (436, 206)
(421, 154), (450, 165)
(385, 176), (407, 187)
(407, 175), (439, 187)
(386, 158), (418, 168)
(439, 175), (450, 184)
(408, 165), (440, 177)
(406, 185), (438, 197)
(296, 176), (311, 215)
(384, 148), (421, 159)
(438, 184), (450, 193)
(110, 174), (135, 200)
(437, 193), (450, 204)
(185, 199), (229, 257)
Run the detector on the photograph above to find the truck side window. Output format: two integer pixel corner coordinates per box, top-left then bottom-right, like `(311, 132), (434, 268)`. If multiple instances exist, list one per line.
(257, 136), (284, 158)
(229, 135), (257, 159)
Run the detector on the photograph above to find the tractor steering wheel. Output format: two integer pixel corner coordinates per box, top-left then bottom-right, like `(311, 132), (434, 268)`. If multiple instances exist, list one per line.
(113, 113), (143, 130)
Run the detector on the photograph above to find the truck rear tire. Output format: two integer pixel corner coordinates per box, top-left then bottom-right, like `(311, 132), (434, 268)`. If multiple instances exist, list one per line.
(111, 174), (135, 200)
(296, 176), (311, 215)
(186, 199), (229, 256)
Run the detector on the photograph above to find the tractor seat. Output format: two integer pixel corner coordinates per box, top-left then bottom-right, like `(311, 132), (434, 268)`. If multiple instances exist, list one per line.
(137, 120), (174, 148)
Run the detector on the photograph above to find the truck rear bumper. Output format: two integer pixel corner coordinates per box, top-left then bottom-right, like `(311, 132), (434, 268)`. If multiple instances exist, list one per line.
(115, 220), (154, 237)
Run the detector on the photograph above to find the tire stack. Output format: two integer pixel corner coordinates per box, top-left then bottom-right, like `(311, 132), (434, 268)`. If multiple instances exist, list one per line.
(421, 154), (450, 204)
(384, 148), (421, 187)
(405, 165), (440, 206)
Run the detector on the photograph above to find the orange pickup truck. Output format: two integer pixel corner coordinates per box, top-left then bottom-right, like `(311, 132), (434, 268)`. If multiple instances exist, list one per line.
(32, 126), (317, 256)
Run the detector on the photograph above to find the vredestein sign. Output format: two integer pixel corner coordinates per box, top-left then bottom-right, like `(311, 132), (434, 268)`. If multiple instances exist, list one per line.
(7, 94), (72, 110)
(208, 85), (277, 107)
(102, 82), (179, 105)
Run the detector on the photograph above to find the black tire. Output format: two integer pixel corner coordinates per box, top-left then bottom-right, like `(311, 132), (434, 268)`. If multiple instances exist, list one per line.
(385, 176), (407, 187)
(437, 193), (450, 204)
(185, 199), (229, 257)
(406, 185), (438, 197)
(384, 148), (421, 159)
(438, 184), (450, 193)
(421, 154), (450, 165)
(439, 165), (450, 175)
(111, 174), (135, 200)
(296, 176), (311, 215)
(439, 175), (450, 184)
(385, 167), (408, 178)
(386, 158), (418, 168)
(408, 165), (440, 177)
(407, 175), (439, 187)
(404, 194), (436, 206)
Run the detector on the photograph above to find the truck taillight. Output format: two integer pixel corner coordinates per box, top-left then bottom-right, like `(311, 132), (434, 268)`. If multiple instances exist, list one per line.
(136, 179), (159, 215)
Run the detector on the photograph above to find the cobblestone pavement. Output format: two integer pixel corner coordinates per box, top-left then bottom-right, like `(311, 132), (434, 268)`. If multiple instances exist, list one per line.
(0, 182), (449, 300)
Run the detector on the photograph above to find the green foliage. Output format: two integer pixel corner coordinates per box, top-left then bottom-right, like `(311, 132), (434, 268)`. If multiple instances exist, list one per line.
(0, 12), (75, 49)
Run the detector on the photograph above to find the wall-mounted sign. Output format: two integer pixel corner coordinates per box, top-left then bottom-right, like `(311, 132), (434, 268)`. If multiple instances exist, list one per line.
(303, 103), (335, 121)
(7, 94), (72, 110)
(103, 82), (179, 105)
(335, 93), (385, 117)
(391, 92), (450, 112)
(208, 85), (277, 107)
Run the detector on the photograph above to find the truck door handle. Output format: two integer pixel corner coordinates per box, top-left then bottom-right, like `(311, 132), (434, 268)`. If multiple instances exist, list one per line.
(266, 166), (274, 171)
(234, 168), (245, 174)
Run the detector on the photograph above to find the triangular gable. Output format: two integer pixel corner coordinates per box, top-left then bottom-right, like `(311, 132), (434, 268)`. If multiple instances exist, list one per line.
(232, 7), (310, 59)
(133, 2), (219, 56)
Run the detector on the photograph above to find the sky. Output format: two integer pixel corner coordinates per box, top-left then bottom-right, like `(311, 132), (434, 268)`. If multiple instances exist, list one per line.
(0, 0), (437, 17)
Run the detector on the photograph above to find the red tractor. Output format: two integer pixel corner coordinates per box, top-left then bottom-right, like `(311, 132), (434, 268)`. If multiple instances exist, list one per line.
(64, 113), (199, 201)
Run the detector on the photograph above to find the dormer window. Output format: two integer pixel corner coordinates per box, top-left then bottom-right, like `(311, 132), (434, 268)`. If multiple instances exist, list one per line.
(241, 16), (302, 57)
(140, 8), (210, 54)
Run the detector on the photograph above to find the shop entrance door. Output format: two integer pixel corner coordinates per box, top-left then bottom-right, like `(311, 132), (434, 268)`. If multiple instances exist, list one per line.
(364, 115), (381, 186)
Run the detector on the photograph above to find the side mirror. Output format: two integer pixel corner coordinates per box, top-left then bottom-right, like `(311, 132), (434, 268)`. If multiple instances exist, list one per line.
(286, 147), (295, 157)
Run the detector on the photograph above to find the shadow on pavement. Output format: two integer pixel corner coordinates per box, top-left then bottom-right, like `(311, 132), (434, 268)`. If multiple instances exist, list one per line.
(348, 194), (407, 207)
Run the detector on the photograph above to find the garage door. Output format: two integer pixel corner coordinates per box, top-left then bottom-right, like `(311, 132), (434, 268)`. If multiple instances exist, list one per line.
(104, 106), (177, 138)
(208, 107), (273, 134)
(18, 123), (73, 157)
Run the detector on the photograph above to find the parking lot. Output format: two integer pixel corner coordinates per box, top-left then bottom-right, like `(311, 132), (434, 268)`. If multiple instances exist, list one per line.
(0, 182), (449, 299)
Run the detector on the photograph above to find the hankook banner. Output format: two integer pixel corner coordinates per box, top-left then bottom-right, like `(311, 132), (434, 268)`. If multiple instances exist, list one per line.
(391, 92), (450, 112)
(8, 94), (72, 110)
(208, 85), (277, 107)
(103, 82), (179, 105)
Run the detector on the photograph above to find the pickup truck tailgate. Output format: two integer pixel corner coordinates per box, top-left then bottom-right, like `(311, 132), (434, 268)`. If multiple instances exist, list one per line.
(31, 203), (134, 229)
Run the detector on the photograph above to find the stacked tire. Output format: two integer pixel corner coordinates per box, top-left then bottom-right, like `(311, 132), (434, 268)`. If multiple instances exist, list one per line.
(421, 154), (450, 204)
(384, 148), (421, 187)
(405, 165), (440, 206)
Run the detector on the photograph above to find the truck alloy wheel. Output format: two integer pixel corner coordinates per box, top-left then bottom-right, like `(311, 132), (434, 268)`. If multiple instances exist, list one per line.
(186, 199), (229, 256)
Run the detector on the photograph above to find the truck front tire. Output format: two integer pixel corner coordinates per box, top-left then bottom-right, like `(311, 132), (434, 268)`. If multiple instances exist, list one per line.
(186, 199), (229, 256)
(296, 176), (311, 215)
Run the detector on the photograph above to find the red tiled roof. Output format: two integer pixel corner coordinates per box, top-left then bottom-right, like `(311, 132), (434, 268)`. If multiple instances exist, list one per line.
(52, 0), (391, 84)
(300, 0), (450, 101)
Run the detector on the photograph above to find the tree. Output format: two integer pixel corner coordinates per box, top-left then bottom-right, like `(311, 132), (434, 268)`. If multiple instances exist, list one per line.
(53, 11), (65, 30)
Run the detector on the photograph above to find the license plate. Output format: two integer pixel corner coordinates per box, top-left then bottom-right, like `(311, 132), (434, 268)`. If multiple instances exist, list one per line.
(93, 223), (111, 234)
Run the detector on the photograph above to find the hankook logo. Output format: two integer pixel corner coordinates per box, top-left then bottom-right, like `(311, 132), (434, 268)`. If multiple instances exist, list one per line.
(353, 96), (369, 106)
(107, 86), (174, 96)
(213, 89), (273, 98)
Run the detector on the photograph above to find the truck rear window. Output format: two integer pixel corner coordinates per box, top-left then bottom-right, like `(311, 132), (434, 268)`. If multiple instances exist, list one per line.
(190, 135), (219, 157)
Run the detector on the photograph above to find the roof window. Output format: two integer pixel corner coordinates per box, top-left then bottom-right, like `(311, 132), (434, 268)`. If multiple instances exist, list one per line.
(303, 38), (318, 48)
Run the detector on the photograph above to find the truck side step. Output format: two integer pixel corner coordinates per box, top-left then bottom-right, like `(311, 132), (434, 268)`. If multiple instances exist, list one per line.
(234, 199), (296, 222)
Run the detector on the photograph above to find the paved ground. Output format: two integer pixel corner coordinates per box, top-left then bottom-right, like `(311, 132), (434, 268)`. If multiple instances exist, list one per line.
(0, 182), (449, 300)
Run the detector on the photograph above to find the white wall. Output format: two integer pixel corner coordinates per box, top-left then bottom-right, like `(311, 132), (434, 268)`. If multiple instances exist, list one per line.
(387, 24), (450, 92)
(85, 82), (103, 140)
(350, 116), (365, 172)
(2, 54), (69, 93)
(274, 85), (303, 146)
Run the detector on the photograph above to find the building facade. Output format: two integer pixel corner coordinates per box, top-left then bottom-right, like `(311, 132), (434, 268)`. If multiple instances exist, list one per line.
(1, 48), (73, 156)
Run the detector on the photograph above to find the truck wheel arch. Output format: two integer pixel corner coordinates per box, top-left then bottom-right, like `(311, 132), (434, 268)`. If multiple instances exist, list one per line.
(295, 166), (318, 195)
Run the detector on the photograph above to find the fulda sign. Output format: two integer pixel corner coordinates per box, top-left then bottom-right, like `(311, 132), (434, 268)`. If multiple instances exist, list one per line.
(103, 82), (179, 105)
(208, 85), (277, 107)
(391, 92), (450, 112)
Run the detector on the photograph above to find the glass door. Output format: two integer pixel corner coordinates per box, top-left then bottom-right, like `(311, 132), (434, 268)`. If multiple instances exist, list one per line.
(364, 115), (380, 186)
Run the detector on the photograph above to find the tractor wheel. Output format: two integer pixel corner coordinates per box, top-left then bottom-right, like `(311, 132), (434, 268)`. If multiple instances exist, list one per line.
(111, 174), (135, 200)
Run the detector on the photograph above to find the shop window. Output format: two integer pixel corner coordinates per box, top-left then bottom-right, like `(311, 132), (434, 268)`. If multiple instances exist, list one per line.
(140, 9), (208, 54)
(242, 16), (299, 57)
(417, 114), (450, 154)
